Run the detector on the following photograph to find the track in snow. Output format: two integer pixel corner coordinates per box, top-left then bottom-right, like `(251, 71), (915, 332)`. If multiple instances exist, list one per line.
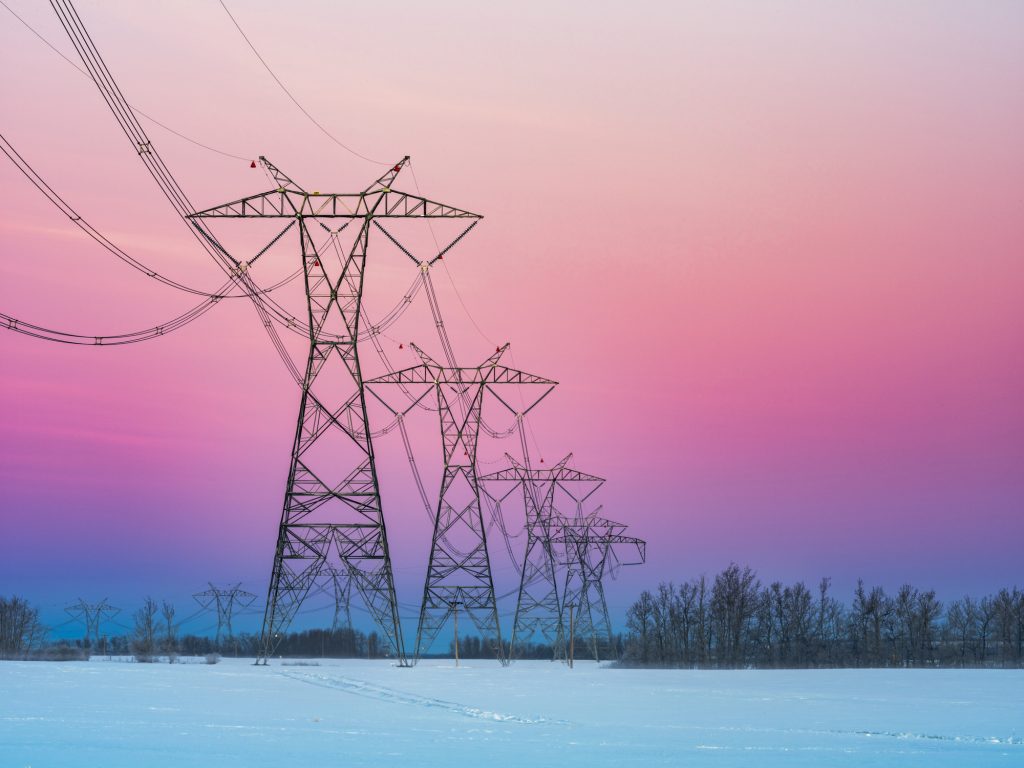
(278, 669), (567, 725)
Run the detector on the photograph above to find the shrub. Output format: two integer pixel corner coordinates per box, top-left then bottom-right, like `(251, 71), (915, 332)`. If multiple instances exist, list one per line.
(31, 644), (89, 661)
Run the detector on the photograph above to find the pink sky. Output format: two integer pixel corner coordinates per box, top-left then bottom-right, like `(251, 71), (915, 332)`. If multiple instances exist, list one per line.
(1, 1), (1022, 632)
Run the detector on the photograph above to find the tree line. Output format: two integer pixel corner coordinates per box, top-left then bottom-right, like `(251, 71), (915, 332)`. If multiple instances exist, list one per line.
(124, 596), (391, 660)
(623, 564), (1024, 668)
(8, 574), (1023, 668)
(0, 594), (391, 661)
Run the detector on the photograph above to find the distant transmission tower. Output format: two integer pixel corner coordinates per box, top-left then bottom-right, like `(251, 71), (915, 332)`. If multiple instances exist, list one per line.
(192, 583), (257, 644)
(480, 454), (604, 659)
(324, 564), (353, 632)
(190, 158), (481, 666)
(367, 343), (556, 663)
(65, 598), (119, 647)
(556, 515), (645, 661)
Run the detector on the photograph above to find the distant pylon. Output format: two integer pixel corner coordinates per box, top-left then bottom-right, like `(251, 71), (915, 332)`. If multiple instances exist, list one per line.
(367, 343), (556, 663)
(324, 564), (354, 632)
(479, 454), (604, 660)
(65, 598), (119, 647)
(555, 514), (645, 661)
(192, 583), (256, 644)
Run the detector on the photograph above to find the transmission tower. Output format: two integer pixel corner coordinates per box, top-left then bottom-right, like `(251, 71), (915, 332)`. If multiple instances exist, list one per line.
(192, 583), (257, 644)
(324, 564), (354, 632)
(480, 454), (604, 659)
(554, 514), (645, 661)
(65, 598), (119, 648)
(190, 158), (480, 665)
(367, 343), (556, 663)
(24, 1), (651, 669)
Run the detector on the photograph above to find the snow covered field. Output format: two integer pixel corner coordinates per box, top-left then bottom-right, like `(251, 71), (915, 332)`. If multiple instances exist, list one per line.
(1, 658), (1021, 767)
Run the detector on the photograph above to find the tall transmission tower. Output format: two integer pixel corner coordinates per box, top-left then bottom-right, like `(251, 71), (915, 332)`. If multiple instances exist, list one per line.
(65, 598), (119, 647)
(367, 343), (556, 663)
(190, 158), (481, 665)
(192, 583), (257, 644)
(480, 454), (604, 659)
(555, 514), (645, 661)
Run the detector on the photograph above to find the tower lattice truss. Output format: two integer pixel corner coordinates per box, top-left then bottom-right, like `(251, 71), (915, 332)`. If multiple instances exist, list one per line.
(190, 159), (481, 665)
(554, 515), (646, 660)
(367, 344), (556, 663)
(480, 455), (605, 658)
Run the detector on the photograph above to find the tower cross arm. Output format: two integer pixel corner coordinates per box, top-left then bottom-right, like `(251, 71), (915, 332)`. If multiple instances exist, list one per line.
(478, 465), (606, 484)
(366, 364), (555, 387)
(365, 363), (443, 386)
(187, 189), (482, 219)
(561, 514), (628, 535)
(188, 154), (481, 219)
(484, 366), (555, 386)
(188, 189), (308, 219)
(370, 189), (482, 219)
(553, 527), (644, 552)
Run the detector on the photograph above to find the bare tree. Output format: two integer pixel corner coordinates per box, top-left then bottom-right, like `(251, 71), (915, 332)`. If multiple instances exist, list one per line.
(892, 585), (919, 666)
(815, 578), (844, 666)
(131, 597), (159, 662)
(851, 581), (892, 666)
(978, 595), (998, 664)
(914, 589), (942, 666)
(161, 601), (177, 660)
(0, 596), (45, 660)
(993, 588), (1024, 665)
(651, 583), (676, 663)
(944, 596), (979, 666)
(675, 581), (698, 665)
(758, 583), (780, 667)
(710, 564), (760, 667)
(785, 582), (814, 666)
(626, 590), (655, 664)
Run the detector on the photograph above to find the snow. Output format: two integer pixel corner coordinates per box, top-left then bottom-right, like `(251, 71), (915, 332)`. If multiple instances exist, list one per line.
(1, 658), (1021, 767)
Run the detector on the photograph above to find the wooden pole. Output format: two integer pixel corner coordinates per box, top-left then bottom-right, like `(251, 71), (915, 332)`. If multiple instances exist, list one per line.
(453, 601), (460, 668)
(568, 603), (576, 669)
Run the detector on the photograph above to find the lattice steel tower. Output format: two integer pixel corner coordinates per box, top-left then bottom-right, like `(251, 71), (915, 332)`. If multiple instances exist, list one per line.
(190, 158), (481, 665)
(367, 344), (555, 663)
(325, 564), (354, 632)
(193, 583), (257, 645)
(65, 598), (119, 648)
(556, 514), (645, 661)
(480, 455), (604, 659)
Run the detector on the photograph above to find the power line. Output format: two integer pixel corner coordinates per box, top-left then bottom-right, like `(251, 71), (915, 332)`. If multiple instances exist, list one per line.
(0, 0), (251, 162)
(0, 298), (221, 346)
(0, 131), (301, 299)
(48, 0), (305, 382)
(216, 0), (386, 166)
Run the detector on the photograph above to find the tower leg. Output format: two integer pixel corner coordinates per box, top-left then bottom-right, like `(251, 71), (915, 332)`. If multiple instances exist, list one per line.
(511, 524), (564, 660)
(415, 386), (504, 664)
(257, 221), (405, 664)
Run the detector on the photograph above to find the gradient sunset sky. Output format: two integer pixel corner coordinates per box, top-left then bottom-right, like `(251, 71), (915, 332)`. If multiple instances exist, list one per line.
(1, 1), (1022, 636)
